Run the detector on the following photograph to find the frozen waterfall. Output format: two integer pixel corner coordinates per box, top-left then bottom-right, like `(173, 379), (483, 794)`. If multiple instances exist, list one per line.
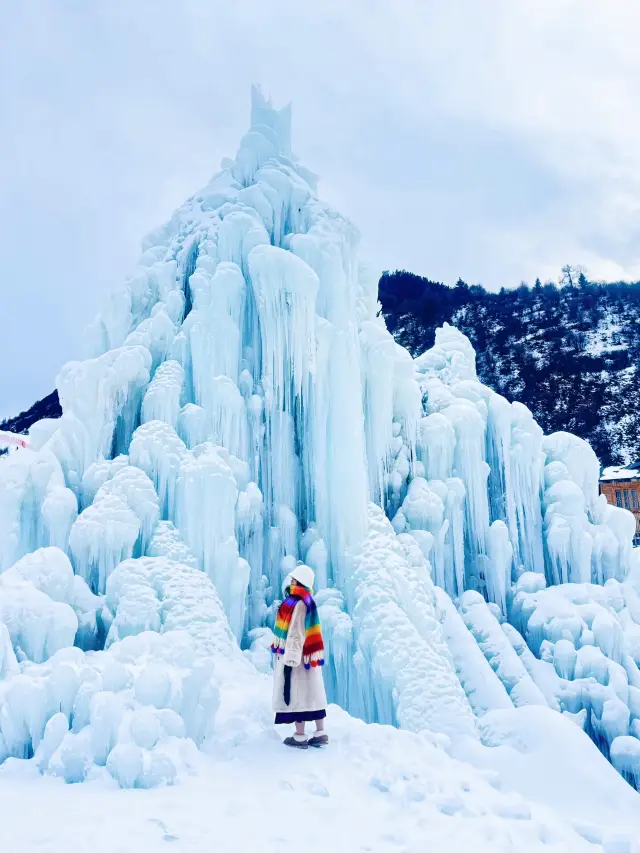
(1, 87), (639, 790)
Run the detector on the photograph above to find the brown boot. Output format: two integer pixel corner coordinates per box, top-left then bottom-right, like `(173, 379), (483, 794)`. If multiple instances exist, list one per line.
(283, 736), (308, 749)
(307, 733), (329, 748)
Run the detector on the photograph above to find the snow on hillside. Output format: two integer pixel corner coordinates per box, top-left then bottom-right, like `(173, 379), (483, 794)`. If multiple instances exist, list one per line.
(2, 88), (640, 851)
(380, 271), (640, 466)
(0, 391), (61, 438)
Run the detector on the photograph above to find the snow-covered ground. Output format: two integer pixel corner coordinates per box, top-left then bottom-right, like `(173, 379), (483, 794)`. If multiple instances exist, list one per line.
(3, 684), (639, 853)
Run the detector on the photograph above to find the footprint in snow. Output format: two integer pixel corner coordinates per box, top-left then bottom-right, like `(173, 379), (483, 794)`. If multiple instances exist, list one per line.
(380, 832), (406, 846)
(148, 818), (179, 842)
(492, 801), (532, 821)
(404, 782), (425, 803)
(306, 779), (330, 797)
(536, 823), (557, 846)
(370, 776), (390, 793)
(435, 794), (465, 816)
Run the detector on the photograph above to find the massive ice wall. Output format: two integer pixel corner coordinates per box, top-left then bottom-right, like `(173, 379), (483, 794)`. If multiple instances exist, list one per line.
(1, 87), (639, 787)
(0, 88), (476, 778)
(401, 323), (640, 783)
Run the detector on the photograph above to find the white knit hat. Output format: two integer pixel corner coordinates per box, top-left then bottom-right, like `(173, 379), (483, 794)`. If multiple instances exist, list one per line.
(291, 564), (315, 591)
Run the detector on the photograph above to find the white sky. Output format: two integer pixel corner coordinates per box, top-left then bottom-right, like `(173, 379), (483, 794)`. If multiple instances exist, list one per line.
(2, 1), (640, 418)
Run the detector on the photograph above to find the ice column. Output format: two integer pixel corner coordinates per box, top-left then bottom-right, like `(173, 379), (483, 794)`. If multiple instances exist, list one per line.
(248, 244), (318, 539)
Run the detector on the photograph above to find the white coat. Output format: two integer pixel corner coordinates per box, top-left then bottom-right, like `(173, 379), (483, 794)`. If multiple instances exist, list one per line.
(272, 600), (327, 715)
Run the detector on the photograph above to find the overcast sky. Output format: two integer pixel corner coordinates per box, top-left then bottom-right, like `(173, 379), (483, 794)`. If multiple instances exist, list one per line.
(2, 1), (640, 418)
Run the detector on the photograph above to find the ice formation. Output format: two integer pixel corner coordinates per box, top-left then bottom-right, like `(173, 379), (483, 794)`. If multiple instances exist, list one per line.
(1, 87), (640, 793)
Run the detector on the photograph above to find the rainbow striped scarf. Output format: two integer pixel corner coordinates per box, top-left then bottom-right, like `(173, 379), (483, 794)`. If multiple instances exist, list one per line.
(271, 583), (325, 669)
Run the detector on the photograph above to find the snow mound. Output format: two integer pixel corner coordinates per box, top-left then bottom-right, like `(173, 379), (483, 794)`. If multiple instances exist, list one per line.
(2, 547), (102, 652)
(508, 571), (640, 778)
(0, 631), (212, 786)
(103, 555), (237, 662)
(459, 704), (640, 840)
(0, 547), (247, 787)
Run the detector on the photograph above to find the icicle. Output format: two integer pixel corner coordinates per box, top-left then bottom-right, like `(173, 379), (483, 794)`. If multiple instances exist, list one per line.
(248, 244), (318, 529)
(418, 413), (456, 482)
(509, 403), (545, 574)
(175, 443), (249, 637)
(486, 520), (513, 614)
(129, 422), (186, 522)
(55, 345), (151, 481)
(235, 481), (265, 629)
(69, 493), (140, 594)
(359, 321), (395, 505)
(176, 403), (209, 450)
(141, 360), (184, 429)
(209, 376), (249, 462)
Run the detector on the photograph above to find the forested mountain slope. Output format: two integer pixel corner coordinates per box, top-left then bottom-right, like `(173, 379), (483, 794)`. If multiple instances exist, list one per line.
(379, 271), (640, 466)
(0, 390), (61, 435)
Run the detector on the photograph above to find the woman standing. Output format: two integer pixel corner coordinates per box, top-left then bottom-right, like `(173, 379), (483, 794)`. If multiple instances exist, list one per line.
(271, 565), (328, 749)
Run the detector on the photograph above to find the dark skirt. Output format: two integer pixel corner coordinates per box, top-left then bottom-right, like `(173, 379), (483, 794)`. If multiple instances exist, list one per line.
(274, 710), (327, 725)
